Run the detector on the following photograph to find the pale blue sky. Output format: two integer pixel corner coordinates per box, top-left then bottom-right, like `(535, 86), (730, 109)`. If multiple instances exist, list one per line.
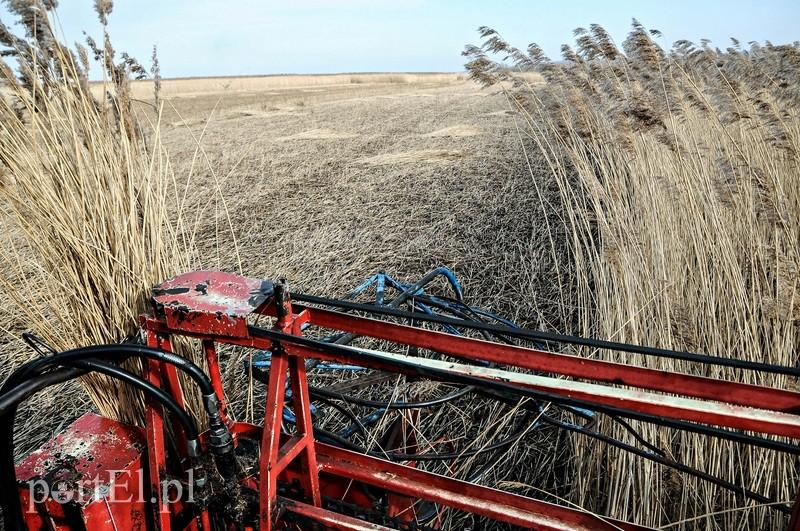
(2, 1), (798, 78)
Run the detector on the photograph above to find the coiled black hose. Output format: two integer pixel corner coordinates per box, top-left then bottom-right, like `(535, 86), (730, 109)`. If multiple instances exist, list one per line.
(0, 343), (227, 529)
(0, 360), (200, 529)
(7, 343), (215, 397)
(0, 359), (199, 438)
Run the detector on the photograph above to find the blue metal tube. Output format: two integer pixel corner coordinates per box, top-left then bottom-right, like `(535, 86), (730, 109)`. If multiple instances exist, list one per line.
(375, 272), (386, 305)
(338, 408), (385, 438)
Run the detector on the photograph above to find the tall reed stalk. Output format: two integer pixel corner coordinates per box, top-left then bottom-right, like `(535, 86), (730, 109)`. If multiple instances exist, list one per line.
(466, 22), (800, 529)
(0, 0), (202, 424)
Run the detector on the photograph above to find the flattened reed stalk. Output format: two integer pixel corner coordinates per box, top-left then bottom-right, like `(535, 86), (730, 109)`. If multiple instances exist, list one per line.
(466, 22), (800, 529)
(0, 1), (202, 424)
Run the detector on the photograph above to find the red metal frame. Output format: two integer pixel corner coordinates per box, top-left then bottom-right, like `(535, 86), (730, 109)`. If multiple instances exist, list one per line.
(133, 271), (800, 529)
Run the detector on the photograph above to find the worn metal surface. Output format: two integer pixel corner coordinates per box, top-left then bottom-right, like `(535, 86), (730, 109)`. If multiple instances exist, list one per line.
(15, 412), (147, 530)
(151, 271), (273, 338)
(315, 442), (648, 531)
(143, 330), (176, 531)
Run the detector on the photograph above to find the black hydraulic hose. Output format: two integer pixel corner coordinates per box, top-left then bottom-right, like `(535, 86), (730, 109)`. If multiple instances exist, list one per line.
(308, 383), (472, 410)
(413, 295), (521, 345)
(69, 359), (200, 441)
(0, 367), (86, 529)
(401, 297), (492, 407)
(248, 326), (800, 455)
(308, 296), (496, 413)
(313, 412), (535, 462)
(411, 296), (516, 345)
(0, 367), (85, 416)
(296, 287), (800, 519)
(6, 344), (215, 398)
(373, 413), (535, 462)
(310, 395), (368, 436)
(0, 358), (204, 530)
(291, 293), (800, 377)
(0, 366), (189, 526)
(299, 296), (521, 463)
(538, 415), (791, 514)
(609, 414), (666, 457)
(308, 267), (465, 372)
(5, 344), (225, 454)
(35, 345), (236, 486)
(330, 273), (441, 347)
(411, 298), (502, 343)
(314, 427), (366, 451)
(475, 388), (790, 515)
(1, 357), (198, 442)
(0, 343), (238, 529)
(251, 364), (472, 411)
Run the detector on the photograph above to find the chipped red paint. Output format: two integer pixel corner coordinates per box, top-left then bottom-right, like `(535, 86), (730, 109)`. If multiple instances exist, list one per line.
(143, 314), (800, 440)
(151, 271), (273, 338)
(257, 294), (322, 531)
(315, 442), (649, 531)
(144, 330), (174, 531)
(16, 413), (147, 530)
(134, 271), (800, 529)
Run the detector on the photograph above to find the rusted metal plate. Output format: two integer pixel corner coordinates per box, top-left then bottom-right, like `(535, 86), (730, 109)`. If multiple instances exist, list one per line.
(16, 412), (147, 530)
(152, 271), (274, 338)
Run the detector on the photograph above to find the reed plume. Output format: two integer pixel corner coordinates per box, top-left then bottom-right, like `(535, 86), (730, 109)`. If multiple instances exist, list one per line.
(0, 0), (202, 424)
(466, 21), (800, 530)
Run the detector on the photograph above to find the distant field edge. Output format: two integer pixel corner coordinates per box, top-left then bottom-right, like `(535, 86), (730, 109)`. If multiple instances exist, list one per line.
(130, 71), (465, 82)
(101, 72), (468, 99)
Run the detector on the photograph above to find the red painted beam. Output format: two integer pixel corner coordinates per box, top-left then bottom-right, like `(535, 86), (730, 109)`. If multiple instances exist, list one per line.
(259, 348), (289, 531)
(141, 318), (800, 438)
(281, 342), (800, 439)
(144, 331), (174, 531)
(300, 305), (800, 413)
(276, 436), (308, 473)
(315, 442), (651, 531)
(280, 497), (393, 530)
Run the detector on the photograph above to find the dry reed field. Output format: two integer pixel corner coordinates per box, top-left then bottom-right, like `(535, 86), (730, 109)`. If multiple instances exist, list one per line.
(1, 1), (798, 530)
